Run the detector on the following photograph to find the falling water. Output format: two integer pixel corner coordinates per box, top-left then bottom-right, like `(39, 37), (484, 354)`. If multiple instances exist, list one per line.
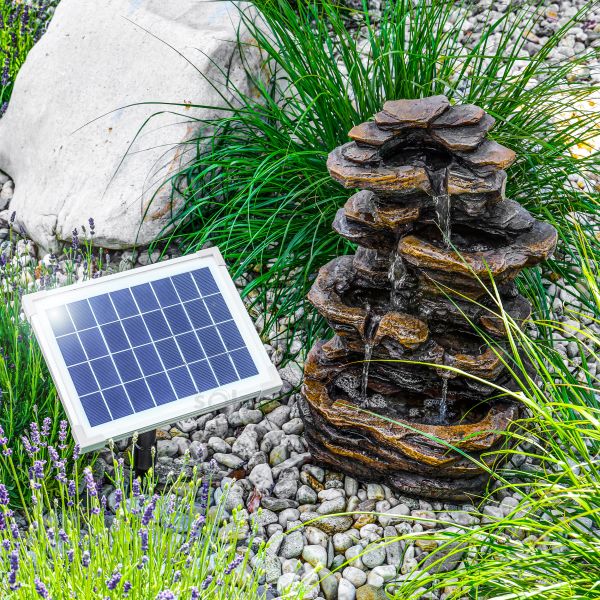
(387, 250), (406, 310)
(426, 166), (451, 248)
(361, 304), (381, 400)
(439, 377), (449, 423)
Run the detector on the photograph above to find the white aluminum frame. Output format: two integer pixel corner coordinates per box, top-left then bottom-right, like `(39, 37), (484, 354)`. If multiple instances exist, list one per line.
(22, 247), (282, 452)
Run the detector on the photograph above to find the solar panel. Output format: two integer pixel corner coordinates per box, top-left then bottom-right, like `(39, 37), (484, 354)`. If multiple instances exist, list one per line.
(23, 248), (282, 452)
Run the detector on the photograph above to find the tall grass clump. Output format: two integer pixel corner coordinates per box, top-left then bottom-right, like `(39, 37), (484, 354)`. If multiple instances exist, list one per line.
(148, 0), (599, 353)
(0, 425), (270, 599)
(0, 1), (57, 115)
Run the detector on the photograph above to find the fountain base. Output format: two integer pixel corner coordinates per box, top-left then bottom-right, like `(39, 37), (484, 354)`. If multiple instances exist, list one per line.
(300, 343), (521, 501)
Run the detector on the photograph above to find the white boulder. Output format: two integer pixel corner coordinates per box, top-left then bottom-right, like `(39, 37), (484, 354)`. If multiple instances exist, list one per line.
(0, 0), (261, 251)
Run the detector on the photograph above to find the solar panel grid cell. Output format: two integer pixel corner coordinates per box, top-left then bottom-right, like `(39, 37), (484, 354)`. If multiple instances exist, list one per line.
(48, 267), (258, 428)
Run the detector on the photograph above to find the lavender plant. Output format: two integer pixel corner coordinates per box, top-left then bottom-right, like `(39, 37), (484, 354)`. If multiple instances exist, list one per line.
(0, 1), (58, 116)
(0, 219), (107, 507)
(0, 422), (269, 599)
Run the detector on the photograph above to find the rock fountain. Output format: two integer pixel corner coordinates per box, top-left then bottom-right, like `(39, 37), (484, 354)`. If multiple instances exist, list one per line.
(299, 96), (557, 500)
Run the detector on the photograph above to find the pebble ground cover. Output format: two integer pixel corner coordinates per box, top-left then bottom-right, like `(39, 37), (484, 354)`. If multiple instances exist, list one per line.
(0, 1), (599, 599)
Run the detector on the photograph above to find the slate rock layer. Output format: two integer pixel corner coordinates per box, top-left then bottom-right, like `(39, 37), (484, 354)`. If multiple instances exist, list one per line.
(300, 97), (557, 501)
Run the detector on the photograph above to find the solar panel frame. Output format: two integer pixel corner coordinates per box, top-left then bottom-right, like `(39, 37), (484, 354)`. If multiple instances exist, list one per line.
(22, 248), (282, 452)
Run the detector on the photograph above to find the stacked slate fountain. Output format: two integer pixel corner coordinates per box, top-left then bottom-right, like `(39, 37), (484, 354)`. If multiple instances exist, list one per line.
(299, 96), (557, 500)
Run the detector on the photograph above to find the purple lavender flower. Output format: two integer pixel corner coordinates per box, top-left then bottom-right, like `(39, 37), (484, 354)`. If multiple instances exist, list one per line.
(172, 570), (181, 583)
(83, 467), (97, 497)
(72, 444), (81, 461)
(190, 514), (205, 540)
(34, 577), (49, 598)
(30, 423), (41, 447)
(0, 425), (8, 446)
(21, 435), (38, 456)
(113, 489), (123, 511)
(123, 581), (132, 596)
(0, 102), (8, 118)
(139, 528), (148, 553)
(88, 218), (95, 234)
(67, 549), (74, 563)
(224, 554), (243, 575)
(58, 420), (68, 449)
(198, 480), (209, 512)
(132, 478), (141, 498)
(0, 483), (10, 505)
(72, 229), (79, 251)
(48, 446), (59, 463)
(82, 550), (91, 568)
(47, 527), (56, 547)
(179, 542), (190, 555)
(58, 529), (69, 544)
(10, 522), (19, 539)
(0, 512), (6, 532)
(201, 575), (213, 590)
(156, 591), (175, 600)
(141, 495), (158, 526)
(137, 555), (149, 570)
(41, 417), (52, 438)
(106, 568), (122, 590)
(67, 479), (76, 506)
(2, 539), (10, 550)
(190, 587), (200, 599)
(1, 58), (9, 88)
(8, 548), (19, 588)
(31, 460), (46, 479)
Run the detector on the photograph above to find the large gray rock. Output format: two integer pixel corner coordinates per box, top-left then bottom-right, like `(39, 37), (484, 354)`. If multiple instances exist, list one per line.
(0, 0), (260, 251)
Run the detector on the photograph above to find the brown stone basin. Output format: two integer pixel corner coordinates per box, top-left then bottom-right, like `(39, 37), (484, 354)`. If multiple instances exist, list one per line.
(300, 343), (520, 500)
(399, 220), (558, 298)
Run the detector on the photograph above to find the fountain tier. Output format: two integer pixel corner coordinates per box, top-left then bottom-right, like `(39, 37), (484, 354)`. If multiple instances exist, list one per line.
(300, 97), (557, 500)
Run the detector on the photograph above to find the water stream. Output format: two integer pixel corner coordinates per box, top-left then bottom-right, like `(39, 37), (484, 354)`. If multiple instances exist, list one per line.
(439, 377), (449, 423)
(425, 165), (452, 248)
(361, 303), (382, 400)
(387, 248), (407, 310)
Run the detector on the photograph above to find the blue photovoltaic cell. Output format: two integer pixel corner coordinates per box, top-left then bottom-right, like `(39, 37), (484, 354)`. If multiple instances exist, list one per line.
(56, 334), (86, 366)
(111, 289), (139, 319)
(91, 356), (121, 389)
(122, 316), (151, 347)
(193, 268), (219, 296)
(134, 344), (163, 376)
(102, 321), (130, 353)
(49, 267), (259, 428)
(67, 300), (96, 330)
(143, 310), (171, 341)
(79, 327), (108, 360)
(48, 305), (75, 337)
(184, 299), (212, 329)
(103, 386), (133, 420)
(204, 294), (232, 323)
(131, 283), (160, 312)
(80, 393), (111, 427)
(88, 295), (118, 325)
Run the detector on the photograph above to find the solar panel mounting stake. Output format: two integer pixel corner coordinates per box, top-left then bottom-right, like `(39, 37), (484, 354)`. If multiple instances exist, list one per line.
(134, 429), (157, 477)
